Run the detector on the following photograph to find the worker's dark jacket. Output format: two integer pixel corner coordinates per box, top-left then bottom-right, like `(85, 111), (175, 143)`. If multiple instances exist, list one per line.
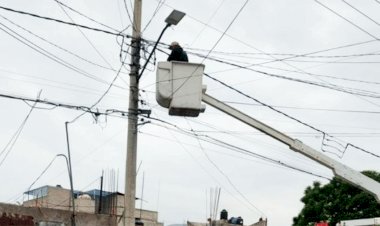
(167, 46), (188, 62)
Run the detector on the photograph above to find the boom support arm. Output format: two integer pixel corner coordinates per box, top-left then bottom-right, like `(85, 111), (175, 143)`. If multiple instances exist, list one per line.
(202, 93), (380, 203)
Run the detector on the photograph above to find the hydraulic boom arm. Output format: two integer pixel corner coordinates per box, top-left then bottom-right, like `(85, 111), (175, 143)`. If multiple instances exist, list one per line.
(202, 93), (380, 203)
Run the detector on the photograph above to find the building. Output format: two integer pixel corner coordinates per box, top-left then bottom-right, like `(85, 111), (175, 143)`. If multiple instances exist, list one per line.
(19, 184), (163, 226)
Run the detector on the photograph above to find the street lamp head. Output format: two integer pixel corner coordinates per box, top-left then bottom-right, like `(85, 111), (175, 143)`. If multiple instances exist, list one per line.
(165, 10), (186, 26)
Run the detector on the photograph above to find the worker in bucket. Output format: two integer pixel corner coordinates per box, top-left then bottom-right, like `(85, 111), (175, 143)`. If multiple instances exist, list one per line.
(167, 41), (188, 62)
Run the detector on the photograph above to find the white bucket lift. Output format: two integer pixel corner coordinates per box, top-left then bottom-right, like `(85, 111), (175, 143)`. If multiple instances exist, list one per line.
(156, 61), (206, 117)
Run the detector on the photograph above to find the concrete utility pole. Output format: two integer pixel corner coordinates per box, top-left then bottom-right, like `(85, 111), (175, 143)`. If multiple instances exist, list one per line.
(124, 1), (142, 226)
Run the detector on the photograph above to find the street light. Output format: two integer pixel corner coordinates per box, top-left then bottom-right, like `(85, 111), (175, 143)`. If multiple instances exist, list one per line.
(137, 9), (186, 80)
(165, 10), (186, 26)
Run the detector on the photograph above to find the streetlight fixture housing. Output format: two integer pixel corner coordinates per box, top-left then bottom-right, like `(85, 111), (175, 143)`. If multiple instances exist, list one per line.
(165, 10), (186, 25)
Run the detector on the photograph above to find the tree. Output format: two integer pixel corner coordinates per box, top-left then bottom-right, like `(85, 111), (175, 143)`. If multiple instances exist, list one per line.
(293, 171), (380, 226)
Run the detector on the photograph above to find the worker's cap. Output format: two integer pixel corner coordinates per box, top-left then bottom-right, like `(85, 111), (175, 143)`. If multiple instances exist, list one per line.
(169, 41), (180, 49)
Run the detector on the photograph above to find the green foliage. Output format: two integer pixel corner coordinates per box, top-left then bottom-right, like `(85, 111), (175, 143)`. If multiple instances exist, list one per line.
(292, 171), (380, 226)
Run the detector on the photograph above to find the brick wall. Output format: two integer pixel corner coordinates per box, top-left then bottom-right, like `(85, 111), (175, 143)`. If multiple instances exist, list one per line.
(0, 202), (115, 226)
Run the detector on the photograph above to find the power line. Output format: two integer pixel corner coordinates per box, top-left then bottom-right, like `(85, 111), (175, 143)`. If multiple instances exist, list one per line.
(171, 0), (250, 96)
(185, 47), (380, 59)
(253, 64), (380, 86)
(183, 113), (329, 174)
(0, 92), (130, 118)
(142, 119), (264, 217)
(0, 14), (131, 77)
(0, 5), (128, 37)
(223, 100), (380, 114)
(0, 21), (125, 88)
(203, 73), (380, 159)
(0, 68), (129, 101)
(53, 0), (130, 94)
(55, 2), (118, 73)
(188, 48), (380, 65)
(186, 43), (380, 110)
(342, 0), (380, 27)
(201, 133), (331, 180)
(183, 49), (380, 99)
(69, 54), (128, 123)
(314, 0), (379, 40)
(155, 44), (380, 97)
(145, 117), (331, 180)
(185, 119), (266, 217)
(189, 0), (226, 46)
(196, 39), (379, 75)
(0, 93), (38, 168)
(142, 0), (165, 32)
(26, 155), (58, 193)
(155, 0), (379, 69)
(197, 0), (249, 64)
(155, 0), (380, 106)
(123, 0), (135, 31)
(187, 48), (380, 87)
(67, 24), (130, 123)
(53, 0), (122, 32)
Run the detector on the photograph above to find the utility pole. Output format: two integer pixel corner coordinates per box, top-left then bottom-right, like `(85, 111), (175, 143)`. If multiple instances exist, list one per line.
(124, 0), (142, 226)
(64, 123), (76, 226)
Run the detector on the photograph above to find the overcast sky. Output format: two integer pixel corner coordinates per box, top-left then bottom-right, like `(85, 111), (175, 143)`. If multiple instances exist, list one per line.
(0, 0), (380, 225)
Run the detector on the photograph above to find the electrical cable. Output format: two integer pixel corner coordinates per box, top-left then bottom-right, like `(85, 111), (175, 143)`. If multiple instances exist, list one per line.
(314, 0), (379, 40)
(0, 93), (38, 168)
(53, 0), (122, 32)
(203, 73), (380, 159)
(0, 14), (131, 77)
(188, 48), (380, 65)
(142, 119), (264, 217)
(154, 0), (378, 70)
(185, 119), (266, 217)
(253, 64), (380, 86)
(342, 0), (380, 27)
(144, 117), (331, 180)
(189, 0), (226, 46)
(171, 0), (250, 97)
(26, 155), (58, 193)
(123, 0), (135, 31)
(154, 0), (380, 108)
(186, 39), (379, 75)
(0, 68), (128, 100)
(142, 0), (165, 32)
(184, 47), (380, 59)
(184, 49), (380, 98)
(0, 21), (126, 89)
(55, 2), (130, 88)
(0, 5), (127, 37)
(0, 92), (130, 118)
(158, 46), (380, 99)
(201, 133), (331, 180)
(184, 44), (380, 110)
(223, 100), (380, 114)
(183, 113), (329, 174)
(55, 1), (125, 89)
(68, 37), (129, 123)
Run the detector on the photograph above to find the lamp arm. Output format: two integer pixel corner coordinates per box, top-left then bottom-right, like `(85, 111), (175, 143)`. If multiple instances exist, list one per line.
(138, 23), (171, 81)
